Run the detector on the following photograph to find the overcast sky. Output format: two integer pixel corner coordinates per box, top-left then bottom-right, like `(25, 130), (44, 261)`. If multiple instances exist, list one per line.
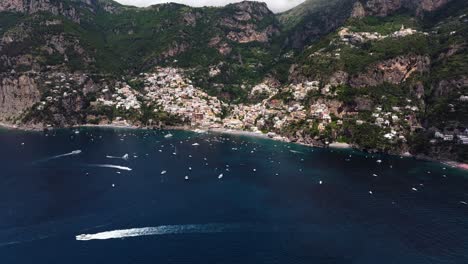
(114, 0), (306, 13)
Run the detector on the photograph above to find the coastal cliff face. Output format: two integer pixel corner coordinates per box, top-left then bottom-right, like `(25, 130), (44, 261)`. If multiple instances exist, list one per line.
(0, 0), (467, 162)
(0, 74), (40, 121)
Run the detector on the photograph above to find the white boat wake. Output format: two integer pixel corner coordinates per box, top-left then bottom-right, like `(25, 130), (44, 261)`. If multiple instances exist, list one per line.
(106, 154), (129, 160)
(76, 223), (244, 241)
(88, 164), (132, 171)
(289, 150), (304, 154)
(34, 150), (82, 163)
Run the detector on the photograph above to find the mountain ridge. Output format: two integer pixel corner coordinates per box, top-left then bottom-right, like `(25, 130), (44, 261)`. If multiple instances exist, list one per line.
(0, 0), (467, 163)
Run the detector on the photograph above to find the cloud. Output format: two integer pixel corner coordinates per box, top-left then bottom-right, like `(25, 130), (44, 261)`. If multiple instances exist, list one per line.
(114, 0), (305, 13)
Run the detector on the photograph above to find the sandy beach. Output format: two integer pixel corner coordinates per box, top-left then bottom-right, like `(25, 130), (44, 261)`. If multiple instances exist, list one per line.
(329, 142), (352, 149)
(443, 161), (468, 171)
(208, 128), (270, 139)
(0, 122), (18, 129)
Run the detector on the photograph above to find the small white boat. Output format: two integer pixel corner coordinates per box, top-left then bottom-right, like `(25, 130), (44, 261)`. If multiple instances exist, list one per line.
(185, 176), (189, 181)
(164, 134), (173, 138)
(218, 174), (223, 179)
(319, 181), (323, 185)
(192, 143), (200, 146)
(122, 154), (129, 160)
(161, 170), (167, 175)
(412, 187), (418, 192)
(376, 160), (382, 163)
(373, 174), (378, 177)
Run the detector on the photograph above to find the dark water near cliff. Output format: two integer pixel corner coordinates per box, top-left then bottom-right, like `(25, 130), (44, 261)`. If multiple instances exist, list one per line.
(0, 128), (467, 264)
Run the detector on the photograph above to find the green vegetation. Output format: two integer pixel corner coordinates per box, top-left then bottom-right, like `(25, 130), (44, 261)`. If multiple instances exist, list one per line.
(300, 31), (430, 78)
(343, 121), (393, 151)
(347, 14), (419, 35)
(1, 0), (468, 162)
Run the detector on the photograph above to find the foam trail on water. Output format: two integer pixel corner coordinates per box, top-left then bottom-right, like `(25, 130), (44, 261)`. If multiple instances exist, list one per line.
(76, 223), (244, 241)
(89, 164), (132, 171)
(106, 154), (129, 160)
(34, 150), (82, 163)
(289, 150), (304, 154)
(0, 235), (52, 248)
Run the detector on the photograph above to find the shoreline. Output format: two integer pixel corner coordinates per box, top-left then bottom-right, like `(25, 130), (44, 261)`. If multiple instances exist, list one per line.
(208, 128), (272, 139)
(1, 122), (467, 172)
(0, 122), (19, 130)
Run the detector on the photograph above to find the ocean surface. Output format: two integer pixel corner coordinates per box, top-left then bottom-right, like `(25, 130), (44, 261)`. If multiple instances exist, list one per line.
(0, 127), (467, 264)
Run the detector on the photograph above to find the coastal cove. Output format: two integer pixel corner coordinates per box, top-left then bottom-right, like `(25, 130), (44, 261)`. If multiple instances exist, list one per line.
(2, 122), (467, 171)
(0, 0), (467, 262)
(0, 127), (468, 263)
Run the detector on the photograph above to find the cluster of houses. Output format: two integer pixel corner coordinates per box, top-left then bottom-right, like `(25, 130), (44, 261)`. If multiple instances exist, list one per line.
(36, 73), (86, 111)
(96, 82), (142, 111)
(354, 104), (426, 142)
(290, 81), (320, 100)
(142, 67), (224, 127)
(249, 83), (278, 98)
(434, 130), (468, 144)
(309, 103), (332, 123)
(114, 85), (141, 110)
(338, 25), (421, 45)
(87, 66), (466, 149)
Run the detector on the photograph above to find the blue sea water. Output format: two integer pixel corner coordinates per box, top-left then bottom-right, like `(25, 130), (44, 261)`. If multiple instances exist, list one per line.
(0, 127), (467, 263)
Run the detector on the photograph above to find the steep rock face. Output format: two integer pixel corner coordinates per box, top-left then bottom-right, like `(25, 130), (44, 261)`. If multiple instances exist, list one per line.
(220, 1), (279, 43)
(411, 0), (452, 12)
(226, 25), (278, 43)
(350, 55), (430, 88)
(160, 42), (190, 60)
(0, 0), (81, 22)
(0, 0), (24, 12)
(229, 1), (272, 20)
(0, 0), (117, 22)
(208, 36), (232, 55)
(0, 74), (40, 121)
(356, 0), (453, 17)
(350, 1), (367, 17)
(362, 0), (403, 16)
(282, 0), (455, 49)
(432, 77), (468, 97)
(283, 0), (357, 49)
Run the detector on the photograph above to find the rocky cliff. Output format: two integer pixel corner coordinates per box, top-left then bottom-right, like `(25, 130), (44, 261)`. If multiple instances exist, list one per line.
(0, 0), (118, 23)
(0, 74), (40, 121)
(354, 0), (453, 17)
(0, 0), (466, 162)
